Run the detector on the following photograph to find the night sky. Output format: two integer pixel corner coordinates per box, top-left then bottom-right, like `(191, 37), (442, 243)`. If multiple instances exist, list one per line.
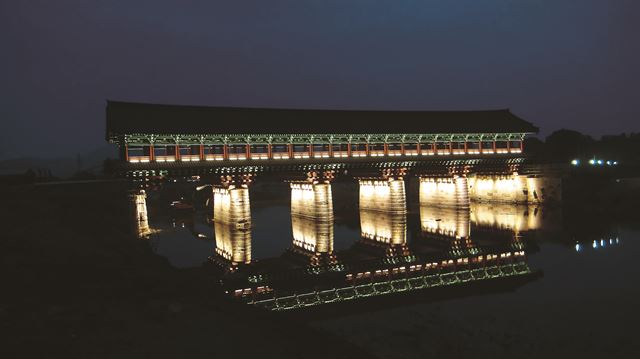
(1, 0), (638, 159)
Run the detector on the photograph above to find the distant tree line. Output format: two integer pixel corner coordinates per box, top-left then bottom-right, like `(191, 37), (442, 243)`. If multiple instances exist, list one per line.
(524, 129), (640, 165)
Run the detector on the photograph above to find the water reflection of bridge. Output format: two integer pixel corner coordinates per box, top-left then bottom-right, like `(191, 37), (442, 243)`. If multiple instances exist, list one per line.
(134, 174), (548, 309)
(164, 174), (544, 310)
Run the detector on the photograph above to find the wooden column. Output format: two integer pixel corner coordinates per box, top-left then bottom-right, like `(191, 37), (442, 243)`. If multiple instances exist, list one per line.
(309, 143), (313, 157)
(433, 142), (437, 155)
(384, 143), (389, 156)
(492, 140), (497, 153)
(329, 143), (334, 157)
(175, 144), (180, 161)
(479, 141), (483, 154)
(149, 144), (155, 161)
(416, 143), (421, 155)
(507, 140), (511, 152)
(449, 141), (453, 155)
(199, 144), (204, 160)
(463, 141), (467, 154)
(267, 144), (273, 159)
(365, 143), (370, 156)
(246, 144), (251, 159)
(223, 144), (228, 160)
(288, 144), (293, 158)
(347, 143), (352, 157)
(520, 140), (524, 152)
(124, 144), (129, 162)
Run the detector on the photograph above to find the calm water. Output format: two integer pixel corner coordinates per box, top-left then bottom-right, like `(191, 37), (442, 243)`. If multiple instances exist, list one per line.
(134, 179), (640, 357)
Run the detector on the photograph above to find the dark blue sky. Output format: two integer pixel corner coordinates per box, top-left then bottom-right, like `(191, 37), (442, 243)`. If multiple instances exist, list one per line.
(1, 0), (638, 159)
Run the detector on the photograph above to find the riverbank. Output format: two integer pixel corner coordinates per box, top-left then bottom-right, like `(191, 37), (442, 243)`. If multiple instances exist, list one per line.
(0, 181), (371, 358)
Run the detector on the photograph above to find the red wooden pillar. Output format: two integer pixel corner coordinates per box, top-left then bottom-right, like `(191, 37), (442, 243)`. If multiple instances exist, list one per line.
(124, 144), (129, 162)
(347, 143), (352, 157)
(365, 143), (370, 156)
(329, 143), (334, 157)
(267, 144), (273, 159)
(309, 143), (313, 157)
(417, 143), (421, 155)
(520, 140), (524, 152)
(479, 141), (483, 154)
(400, 143), (405, 156)
(246, 144), (251, 159)
(507, 140), (511, 152)
(199, 144), (204, 160)
(223, 144), (228, 160)
(149, 144), (155, 161)
(463, 141), (468, 154)
(433, 142), (437, 155)
(288, 144), (293, 158)
(492, 140), (497, 153)
(449, 141), (453, 154)
(175, 144), (180, 161)
(384, 143), (389, 156)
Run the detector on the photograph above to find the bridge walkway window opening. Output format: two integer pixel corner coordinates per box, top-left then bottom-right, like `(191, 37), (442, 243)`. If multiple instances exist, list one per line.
(204, 145), (225, 161)
(495, 140), (509, 154)
(387, 143), (403, 156)
(271, 144), (290, 159)
(331, 143), (349, 157)
(351, 143), (367, 157)
(466, 141), (481, 154)
(509, 140), (523, 153)
(312, 144), (331, 158)
(451, 141), (466, 155)
(435, 142), (451, 155)
(249, 144), (269, 160)
(404, 143), (419, 156)
(369, 143), (385, 157)
(153, 145), (175, 162)
(480, 141), (495, 154)
(293, 144), (310, 159)
(227, 144), (247, 160)
(126, 145), (150, 163)
(179, 145), (201, 161)
(421, 143), (436, 155)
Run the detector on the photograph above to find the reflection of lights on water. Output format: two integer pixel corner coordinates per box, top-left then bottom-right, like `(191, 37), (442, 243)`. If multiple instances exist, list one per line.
(582, 238), (620, 252)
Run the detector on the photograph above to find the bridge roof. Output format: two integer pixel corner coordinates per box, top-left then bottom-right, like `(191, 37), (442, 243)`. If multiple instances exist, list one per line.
(106, 100), (538, 138)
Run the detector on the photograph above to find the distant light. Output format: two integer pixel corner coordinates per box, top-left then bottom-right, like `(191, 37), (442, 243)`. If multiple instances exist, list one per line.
(606, 161), (611, 165)
(589, 159), (595, 165)
(597, 160), (603, 165)
(600, 239), (605, 247)
(571, 159), (579, 166)
(613, 161), (618, 165)
(575, 243), (581, 252)
(592, 240), (598, 248)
